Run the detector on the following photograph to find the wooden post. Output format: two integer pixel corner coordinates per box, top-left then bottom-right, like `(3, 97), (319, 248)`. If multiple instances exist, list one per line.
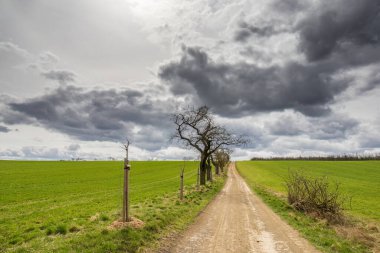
(122, 140), (130, 222)
(123, 159), (131, 222)
(179, 168), (184, 201)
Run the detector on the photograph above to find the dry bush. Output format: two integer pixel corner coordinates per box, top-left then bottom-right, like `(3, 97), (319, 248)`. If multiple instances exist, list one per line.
(285, 170), (350, 224)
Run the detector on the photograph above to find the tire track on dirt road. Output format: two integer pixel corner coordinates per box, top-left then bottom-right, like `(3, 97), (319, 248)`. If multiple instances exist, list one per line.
(164, 162), (320, 253)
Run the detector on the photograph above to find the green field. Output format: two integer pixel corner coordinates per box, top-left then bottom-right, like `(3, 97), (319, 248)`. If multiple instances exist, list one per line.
(237, 161), (380, 222)
(0, 160), (223, 252)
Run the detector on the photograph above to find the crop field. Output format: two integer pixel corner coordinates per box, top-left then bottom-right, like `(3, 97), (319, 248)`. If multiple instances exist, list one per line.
(237, 160), (380, 222)
(0, 160), (223, 252)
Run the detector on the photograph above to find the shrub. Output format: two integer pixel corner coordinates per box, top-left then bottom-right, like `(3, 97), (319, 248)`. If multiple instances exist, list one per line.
(285, 170), (349, 224)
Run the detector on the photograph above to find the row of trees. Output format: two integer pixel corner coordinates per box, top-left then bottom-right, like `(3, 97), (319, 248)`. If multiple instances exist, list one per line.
(172, 106), (246, 184)
(251, 153), (380, 161)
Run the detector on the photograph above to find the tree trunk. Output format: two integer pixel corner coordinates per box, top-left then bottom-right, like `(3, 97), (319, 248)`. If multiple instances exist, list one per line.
(200, 156), (207, 185)
(200, 166), (206, 185)
(210, 157), (219, 176)
(206, 159), (212, 182)
(206, 165), (211, 181)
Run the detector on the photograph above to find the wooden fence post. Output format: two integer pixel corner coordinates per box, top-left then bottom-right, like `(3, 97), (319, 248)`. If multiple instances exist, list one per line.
(179, 168), (184, 201)
(122, 140), (130, 222)
(123, 158), (131, 222)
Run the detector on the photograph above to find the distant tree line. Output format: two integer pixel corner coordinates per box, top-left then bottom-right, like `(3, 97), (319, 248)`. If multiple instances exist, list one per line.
(251, 153), (380, 161)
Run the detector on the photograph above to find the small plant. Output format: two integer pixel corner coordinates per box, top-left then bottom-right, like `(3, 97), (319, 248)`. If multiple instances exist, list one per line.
(68, 226), (80, 233)
(100, 214), (109, 221)
(285, 170), (349, 224)
(55, 225), (67, 235)
(46, 227), (54, 236)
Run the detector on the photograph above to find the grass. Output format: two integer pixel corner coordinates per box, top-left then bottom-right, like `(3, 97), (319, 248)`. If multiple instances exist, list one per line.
(237, 161), (380, 221)
(236, 160), (380, 253)
(0, 160), (225, 252)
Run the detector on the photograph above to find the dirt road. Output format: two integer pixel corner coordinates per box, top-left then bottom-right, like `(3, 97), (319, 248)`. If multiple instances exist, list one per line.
(166, 163), (320, 253)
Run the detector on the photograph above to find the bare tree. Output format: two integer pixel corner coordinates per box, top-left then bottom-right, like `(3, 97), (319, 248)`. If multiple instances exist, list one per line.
(211, 148), (231, 175)
(172, 106), (246, 185)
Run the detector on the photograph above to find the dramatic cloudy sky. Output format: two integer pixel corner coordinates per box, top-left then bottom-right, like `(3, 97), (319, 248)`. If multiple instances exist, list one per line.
(1, 0), (379, 160)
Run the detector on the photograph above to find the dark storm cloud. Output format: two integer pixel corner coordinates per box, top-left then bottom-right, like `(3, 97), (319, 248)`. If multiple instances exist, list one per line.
(298, 0), (380, 62)
(159, 47), (347, 117)
(2, 86), (174, 150)
(41, 70), (76, 85)
(234, 21), (276, 42)
(161, 0), (380, 118)
(0, 95), (34, 125)
(0, 125), (10, 133)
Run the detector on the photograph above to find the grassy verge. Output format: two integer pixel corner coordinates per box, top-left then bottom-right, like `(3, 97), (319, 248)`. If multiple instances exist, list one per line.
(46, 180), (226, 253)
(0, 161), (225, 253)
(236, 162), (374, 253)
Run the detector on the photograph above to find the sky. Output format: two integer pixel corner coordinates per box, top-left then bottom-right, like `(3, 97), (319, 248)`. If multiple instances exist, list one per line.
(0, 0), (379, 160)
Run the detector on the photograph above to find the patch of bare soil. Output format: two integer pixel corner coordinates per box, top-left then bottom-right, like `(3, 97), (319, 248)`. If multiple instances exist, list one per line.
(159, 163), (321, 253)
(107, 217), (145, 230)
